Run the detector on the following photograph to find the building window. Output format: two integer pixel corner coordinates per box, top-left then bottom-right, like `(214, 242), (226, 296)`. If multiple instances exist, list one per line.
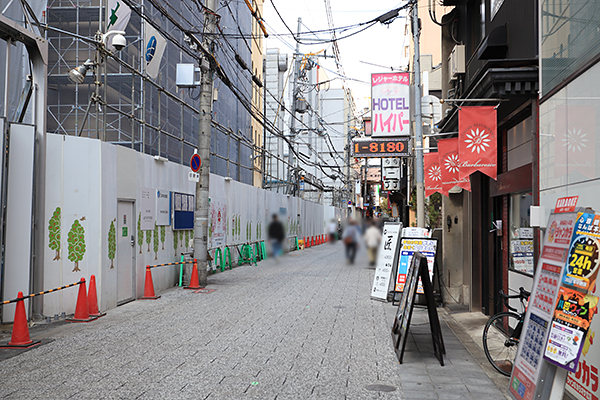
(509, 192), (534, 275)
(480, 0), (486, 42)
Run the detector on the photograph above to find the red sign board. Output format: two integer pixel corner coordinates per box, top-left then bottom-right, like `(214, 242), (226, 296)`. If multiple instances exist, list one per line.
(555, 196), (579, 213)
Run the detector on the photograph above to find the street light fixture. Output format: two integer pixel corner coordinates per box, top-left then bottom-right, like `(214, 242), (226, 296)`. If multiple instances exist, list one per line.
(67, 59), (94, 84)
(66, 30), (127, 138)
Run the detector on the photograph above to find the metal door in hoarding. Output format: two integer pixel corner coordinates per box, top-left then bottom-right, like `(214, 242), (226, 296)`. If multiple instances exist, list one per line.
(117, 201), (135, 304)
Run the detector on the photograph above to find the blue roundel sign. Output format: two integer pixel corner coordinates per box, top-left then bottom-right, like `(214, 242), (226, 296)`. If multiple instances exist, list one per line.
(190, 154), (201, 172)
(146, 36), (157, 62)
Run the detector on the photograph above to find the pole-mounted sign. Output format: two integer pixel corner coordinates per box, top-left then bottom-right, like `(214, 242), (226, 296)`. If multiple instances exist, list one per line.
(190, 153), (201, 172)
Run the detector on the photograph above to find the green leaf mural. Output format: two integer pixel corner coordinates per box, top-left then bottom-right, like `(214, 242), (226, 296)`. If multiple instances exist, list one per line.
(153, 223), (159, 260)
(179, 230), (184, 247)
(108, 218), (116, 269)
(68, 217), (86, 272)
(184, 230), (190, 251)
(137, 213), (143, 254)
(173, 228), (179, 255)
(160, 226), (166, 250)
(48, 207), (61, 261)
(146, 229), (151, 252)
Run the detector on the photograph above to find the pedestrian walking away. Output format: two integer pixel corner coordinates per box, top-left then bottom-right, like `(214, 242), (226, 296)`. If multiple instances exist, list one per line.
(364, 219), (382, 266)
(268, 214), (285, 259)
(342, 218), (361, 264)
(328, 218), (338, 243)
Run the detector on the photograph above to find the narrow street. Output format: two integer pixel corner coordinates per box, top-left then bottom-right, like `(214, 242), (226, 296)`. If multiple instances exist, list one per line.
(1, 243), (507, 399)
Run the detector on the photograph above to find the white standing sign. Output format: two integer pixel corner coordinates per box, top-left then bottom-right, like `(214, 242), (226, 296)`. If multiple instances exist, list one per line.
(371, 223), (402, 301)
(140, 187), (155, 230)
(156, 189), (170, 226)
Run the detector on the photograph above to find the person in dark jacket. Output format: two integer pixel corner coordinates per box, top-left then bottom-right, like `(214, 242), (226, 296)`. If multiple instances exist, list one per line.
(268, 214), (285, 258)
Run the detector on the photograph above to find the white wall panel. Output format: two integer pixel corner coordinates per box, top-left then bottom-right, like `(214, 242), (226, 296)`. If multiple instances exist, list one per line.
(39, 134), (341, 317)
(3, 124), (35, 323)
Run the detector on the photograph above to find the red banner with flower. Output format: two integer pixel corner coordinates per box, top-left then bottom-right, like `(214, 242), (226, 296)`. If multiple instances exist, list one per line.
(458, 106), (498, 180)
(438, 138), (471, 192)
(424, 152), (443, 197)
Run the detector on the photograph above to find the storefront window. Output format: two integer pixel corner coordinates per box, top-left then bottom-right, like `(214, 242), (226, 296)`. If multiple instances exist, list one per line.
(509, 192), (534, 275)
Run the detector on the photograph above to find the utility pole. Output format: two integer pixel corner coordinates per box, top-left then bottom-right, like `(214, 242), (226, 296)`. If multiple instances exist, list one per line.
(346, 110), (351, 218)
(194, 0), (216, 287)
(288, 18), (302, 195)
(411, 2), (425, 228)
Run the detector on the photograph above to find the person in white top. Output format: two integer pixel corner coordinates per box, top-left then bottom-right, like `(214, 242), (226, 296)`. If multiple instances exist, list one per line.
(363, 219), (382, 266)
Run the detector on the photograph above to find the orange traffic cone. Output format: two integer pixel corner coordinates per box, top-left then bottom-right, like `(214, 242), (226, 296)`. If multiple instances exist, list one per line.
(0, 292), (41, 349)
(67, 278), (99, 323)
(185, 259), (203, 290)
(87, 275), (105, 318)
(140, 267), (160, 300)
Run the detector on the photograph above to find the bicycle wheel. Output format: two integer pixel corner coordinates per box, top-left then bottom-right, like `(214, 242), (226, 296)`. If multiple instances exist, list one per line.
(482, 312), (522, 377)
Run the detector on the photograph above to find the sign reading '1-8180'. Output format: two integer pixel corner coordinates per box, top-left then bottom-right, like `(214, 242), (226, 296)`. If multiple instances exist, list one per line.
(353, 138), (411, 158)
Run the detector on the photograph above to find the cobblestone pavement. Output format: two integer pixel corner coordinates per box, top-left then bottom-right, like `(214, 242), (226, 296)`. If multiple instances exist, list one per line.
(0, 242), (508, 399)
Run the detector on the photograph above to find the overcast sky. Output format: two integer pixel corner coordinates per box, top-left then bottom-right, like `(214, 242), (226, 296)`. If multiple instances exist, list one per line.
(262, 0), (410, 111)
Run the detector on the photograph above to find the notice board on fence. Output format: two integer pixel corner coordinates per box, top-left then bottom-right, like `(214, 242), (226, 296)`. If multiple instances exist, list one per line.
(391, 252), (445, 366)
(172, 191), (195, 230)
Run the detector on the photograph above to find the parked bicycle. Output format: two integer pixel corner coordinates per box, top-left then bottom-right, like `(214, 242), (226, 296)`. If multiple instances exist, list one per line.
(482, 286), (531, 376)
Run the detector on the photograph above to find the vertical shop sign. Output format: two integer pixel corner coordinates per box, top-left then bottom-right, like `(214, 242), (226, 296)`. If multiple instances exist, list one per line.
(510, 211), (578, 400)
(371, 223), (402, 301)
(371, 73), (410, 137)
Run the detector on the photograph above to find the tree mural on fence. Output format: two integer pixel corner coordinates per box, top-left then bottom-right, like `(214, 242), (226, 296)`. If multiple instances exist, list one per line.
(108, 218), (116, 268)
(160, 226), (165, 250)
(184, 230), (190, 251)
(68, 217), (86, 272)
(153, 222), (159, 260)
(48, 207), (61, 260)
(173, 228), (179, 256)
(137, 213), (143, 254)
(146, 228), (151, 252)
(179, 230), (184, 248)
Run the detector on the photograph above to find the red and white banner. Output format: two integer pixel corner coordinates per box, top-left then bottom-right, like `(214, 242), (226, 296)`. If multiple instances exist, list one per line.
(438, 137), (471, 193)
(554, 105), (595, 179)
(424, 152), (443, 197)
(371, 73), (410, 137)
(458, 106), (498, 180)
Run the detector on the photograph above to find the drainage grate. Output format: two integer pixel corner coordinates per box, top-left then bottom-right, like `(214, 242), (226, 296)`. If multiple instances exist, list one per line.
(333, 306), (346, 309)
(365, 384), (396, 392)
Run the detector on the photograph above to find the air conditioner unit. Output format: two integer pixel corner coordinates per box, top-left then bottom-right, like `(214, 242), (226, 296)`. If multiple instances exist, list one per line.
(449, 45), (465, 81)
